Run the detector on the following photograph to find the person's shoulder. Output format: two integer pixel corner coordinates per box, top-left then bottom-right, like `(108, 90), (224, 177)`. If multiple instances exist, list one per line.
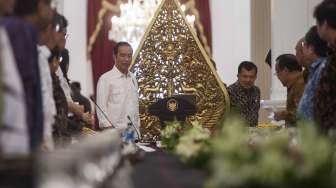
(227, 82), (236, 89)
(98, 69), (113, 80)
(227, 82), (238, 92)
(79, 94), (90, 103)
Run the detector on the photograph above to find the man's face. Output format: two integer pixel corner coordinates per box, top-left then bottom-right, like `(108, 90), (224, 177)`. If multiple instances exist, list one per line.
(275, 64), (288, 87)
(114, 45), (133, 74)
(237, 68), (257, 89)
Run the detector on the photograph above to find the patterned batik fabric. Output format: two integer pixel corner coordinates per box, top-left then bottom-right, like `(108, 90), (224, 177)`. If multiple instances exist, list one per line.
(314, 54), (336, 133)
(297, 58), (327, 121)
(228, 82), (260, 127)
(51, 73), (71, 147)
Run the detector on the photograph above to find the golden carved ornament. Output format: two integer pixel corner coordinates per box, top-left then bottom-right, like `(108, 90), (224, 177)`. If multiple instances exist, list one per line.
(130, 0), (230, 142)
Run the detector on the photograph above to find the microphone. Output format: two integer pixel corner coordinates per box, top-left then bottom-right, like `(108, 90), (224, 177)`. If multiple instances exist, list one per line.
(89, 96), (115, 128)
(127, 115), (141, 142)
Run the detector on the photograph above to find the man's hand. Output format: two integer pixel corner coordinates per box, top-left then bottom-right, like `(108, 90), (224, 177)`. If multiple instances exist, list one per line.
(81, 112), (94, 125)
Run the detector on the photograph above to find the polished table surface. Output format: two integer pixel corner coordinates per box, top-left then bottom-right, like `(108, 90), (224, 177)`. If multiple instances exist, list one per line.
(131, 149), (207, 188)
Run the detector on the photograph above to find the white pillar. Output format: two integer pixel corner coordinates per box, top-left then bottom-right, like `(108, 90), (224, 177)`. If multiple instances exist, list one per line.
(52, 0), (64, 14)
(210, 0), (251, 85)
(62, 0), (93, 97)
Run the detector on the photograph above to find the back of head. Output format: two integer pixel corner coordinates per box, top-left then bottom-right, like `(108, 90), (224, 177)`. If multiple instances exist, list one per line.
(238, 61), (258, 74)
(52, 11), (68, 33)
(14, 0), (39, 17)
(314, 0), (336, 29)
(304, 26), (328, 57)
(276, 54), (302, 72)
(71, 81), (81, 92)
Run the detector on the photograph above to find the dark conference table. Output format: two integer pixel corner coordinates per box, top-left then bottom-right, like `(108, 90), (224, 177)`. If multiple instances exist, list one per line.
(131, 149), (207, 188)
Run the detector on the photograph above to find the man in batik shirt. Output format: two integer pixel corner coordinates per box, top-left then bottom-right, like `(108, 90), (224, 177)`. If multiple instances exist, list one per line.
(274, 54), (305, 127)
(228, 61), (260, 127)
(313, 0), (336, 133)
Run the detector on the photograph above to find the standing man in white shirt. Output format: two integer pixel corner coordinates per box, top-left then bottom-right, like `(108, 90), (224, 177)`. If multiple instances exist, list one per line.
(96, 42), (140, 137)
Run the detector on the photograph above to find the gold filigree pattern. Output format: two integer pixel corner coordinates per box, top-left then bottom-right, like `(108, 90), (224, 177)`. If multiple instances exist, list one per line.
(130, 0), (230, 142)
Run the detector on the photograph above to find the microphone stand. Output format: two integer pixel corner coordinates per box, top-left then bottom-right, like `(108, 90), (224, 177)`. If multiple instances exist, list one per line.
(89, 96), (116, 129)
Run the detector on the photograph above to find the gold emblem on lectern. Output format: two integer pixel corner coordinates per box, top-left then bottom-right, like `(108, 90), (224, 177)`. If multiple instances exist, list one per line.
(167, 99), (178, 112)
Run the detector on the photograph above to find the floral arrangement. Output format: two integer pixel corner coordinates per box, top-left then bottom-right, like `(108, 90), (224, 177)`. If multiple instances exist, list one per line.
(205, 117), (336, 188)
(160, 120), (212, 167)
(175, 121), (211, 167)
(160, 115), (336, 187)
(160, 121), (183, 152)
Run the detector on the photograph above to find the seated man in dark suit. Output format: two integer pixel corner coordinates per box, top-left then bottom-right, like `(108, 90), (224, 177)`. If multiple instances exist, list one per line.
(71, 81), (92, 113)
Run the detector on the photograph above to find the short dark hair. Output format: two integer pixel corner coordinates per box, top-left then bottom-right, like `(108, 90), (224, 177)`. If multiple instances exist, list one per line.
(238, 61), (258, 74)
(14, 0), (51, 17)
(52, 12), (68, 32)
(113, 41), (132, 56)
(314, 0), (336, 29)
(276, 54), (302, 72)
(71, 81), (81, 91)
(304, 26), (328, 57)
(59, 49), (70, 83)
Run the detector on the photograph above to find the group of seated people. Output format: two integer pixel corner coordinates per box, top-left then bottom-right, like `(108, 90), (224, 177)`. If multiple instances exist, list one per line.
(0, 0), (95, 159)
(229, 0), (336, 136)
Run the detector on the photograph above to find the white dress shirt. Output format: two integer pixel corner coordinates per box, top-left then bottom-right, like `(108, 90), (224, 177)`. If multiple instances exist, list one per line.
(0, 27), (29, 156)
(38, 45), (56, 150)
(56, 67), (73, 102)
(96, 67), (140, 135)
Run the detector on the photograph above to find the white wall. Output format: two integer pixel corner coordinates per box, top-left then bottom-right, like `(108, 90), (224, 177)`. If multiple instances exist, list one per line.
(270, 0), (322, 100)
(62, 0), (93, 96)
(210, 0), (251, 85)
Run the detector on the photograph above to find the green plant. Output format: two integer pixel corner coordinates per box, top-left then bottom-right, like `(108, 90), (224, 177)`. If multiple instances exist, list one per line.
(206, 117), (336, 188)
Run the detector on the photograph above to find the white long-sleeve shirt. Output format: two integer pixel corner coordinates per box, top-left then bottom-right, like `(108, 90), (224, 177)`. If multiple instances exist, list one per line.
(96, 67), (140, 134)
(38, 45), (56, 150)
(56, 67), (73, 102)
(0, 27), (29, 156)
